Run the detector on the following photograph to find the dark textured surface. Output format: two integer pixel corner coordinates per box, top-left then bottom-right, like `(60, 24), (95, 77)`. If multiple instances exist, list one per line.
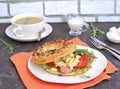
(0, 22), (120, 89)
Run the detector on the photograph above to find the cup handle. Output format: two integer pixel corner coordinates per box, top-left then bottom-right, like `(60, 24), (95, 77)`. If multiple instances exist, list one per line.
(13, 27), (24, 37)
(81, 22), (89, 32)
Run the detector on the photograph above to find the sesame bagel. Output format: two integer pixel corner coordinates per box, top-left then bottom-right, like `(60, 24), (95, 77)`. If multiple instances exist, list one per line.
(32, 39), (76, 64)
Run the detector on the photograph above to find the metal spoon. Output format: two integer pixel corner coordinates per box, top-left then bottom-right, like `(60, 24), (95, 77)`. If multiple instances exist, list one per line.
(37, 28), (45, 41)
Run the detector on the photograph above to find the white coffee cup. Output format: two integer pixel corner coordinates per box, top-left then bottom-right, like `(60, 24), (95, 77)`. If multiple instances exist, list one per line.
(11, 13), (45, 38)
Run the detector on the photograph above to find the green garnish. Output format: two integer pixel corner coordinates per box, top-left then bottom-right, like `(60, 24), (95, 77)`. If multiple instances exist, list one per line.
(75, 69), (81, 74)
(0, 38), (14, 53)
(73, 49), (93, 56)
(75, 68), (90, 78)
(81, 67), (90, 78)
(60, 57), (66, 63)
(81, 67), (89, 74)
(90, 23), (105, 37)
(57, 68), (60, 72)
(80, 75), (91, 78)
(89, 58), (94, 64)
(45, 64), (51, 70)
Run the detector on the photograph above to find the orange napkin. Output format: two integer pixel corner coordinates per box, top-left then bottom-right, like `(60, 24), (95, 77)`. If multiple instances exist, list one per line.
(10, 37), (118, 89)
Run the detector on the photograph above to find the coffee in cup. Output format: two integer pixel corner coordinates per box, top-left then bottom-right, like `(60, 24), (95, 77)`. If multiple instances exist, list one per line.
(11, 13), (45, 38)
(14, 16), (43, 25)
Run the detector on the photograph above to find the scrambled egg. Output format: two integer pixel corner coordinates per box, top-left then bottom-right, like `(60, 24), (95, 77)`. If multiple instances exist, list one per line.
(50, 68), (58, 72)
(54, 54), (80, 70)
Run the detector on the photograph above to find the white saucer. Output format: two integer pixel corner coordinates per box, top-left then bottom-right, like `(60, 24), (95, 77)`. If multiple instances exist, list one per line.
(5, 23), (53, 42)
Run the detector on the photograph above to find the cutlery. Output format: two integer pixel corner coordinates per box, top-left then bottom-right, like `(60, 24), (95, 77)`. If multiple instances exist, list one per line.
(91, 37), (120, 55)
(89, 37), (120, 60)
(37, 28), (45, 41)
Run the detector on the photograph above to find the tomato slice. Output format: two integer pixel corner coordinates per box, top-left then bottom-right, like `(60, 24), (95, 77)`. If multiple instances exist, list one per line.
(74, 55), (88, 68)
(47, 62), (56, 67)
(47, 62), (59, 68)
(89, 55), (96, 59)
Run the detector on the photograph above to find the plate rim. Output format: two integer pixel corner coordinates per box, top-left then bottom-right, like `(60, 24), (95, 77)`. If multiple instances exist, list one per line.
(28, 45), (107, 84)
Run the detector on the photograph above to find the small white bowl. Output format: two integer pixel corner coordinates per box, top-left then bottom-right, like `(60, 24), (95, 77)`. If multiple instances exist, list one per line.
(106, 32), (120, 43)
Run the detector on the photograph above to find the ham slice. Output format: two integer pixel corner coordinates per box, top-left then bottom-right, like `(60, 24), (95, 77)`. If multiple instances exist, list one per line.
(59, 66), (72, 74)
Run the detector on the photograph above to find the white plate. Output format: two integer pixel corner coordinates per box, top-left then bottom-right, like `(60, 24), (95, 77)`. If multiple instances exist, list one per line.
(28, 45), (107, 84)
(5, 23), (53, 42)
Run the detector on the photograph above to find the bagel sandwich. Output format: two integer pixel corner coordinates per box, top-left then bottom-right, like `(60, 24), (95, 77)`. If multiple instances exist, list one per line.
(32, 39), (96, 76)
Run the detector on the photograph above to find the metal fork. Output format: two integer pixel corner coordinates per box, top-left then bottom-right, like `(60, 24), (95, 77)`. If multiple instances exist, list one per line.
(89, 37), (120, 60)
(92, 37), (120, 55)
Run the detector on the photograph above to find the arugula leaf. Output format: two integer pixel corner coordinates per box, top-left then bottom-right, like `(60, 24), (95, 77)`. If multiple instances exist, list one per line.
(81, 67), (89, 74)
(45, 64), (51, 70)
(80, 75), (90, 78)
(75, 69), (81, 74)
(0, 39), (14, 53)
(75, 68), (90, 78)
(88, 58), (95, 64)
(90, 23), (105, 37)
(73, 49), (93, 56)
(80, 67), (90, 78)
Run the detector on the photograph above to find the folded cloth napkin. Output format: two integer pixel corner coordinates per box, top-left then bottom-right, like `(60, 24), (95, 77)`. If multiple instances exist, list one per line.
(10, 37), (118, 89)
